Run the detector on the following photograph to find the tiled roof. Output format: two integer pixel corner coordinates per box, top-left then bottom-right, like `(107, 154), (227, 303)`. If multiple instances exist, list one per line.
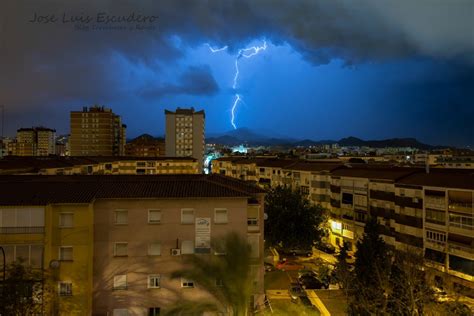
(331, 167), (420, 181)
(285, 162), (343, 172)
(0, 174), (265, 206)
(397, 169), (474, 190)
(256, 159), (299, 168)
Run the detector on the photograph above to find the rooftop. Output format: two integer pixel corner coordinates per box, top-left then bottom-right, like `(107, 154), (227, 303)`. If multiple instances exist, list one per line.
(0, 174), (265, 205)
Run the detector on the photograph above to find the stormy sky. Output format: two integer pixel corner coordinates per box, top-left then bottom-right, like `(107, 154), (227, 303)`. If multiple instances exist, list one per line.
(1, 0), (473, 147)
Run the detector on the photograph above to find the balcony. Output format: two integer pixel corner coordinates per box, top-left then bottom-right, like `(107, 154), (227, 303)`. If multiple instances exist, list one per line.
(448, 242), (474, 256)
(0, 227), (45, 234)
(425, 239), (446, 252)
(448, 202), (472, 213)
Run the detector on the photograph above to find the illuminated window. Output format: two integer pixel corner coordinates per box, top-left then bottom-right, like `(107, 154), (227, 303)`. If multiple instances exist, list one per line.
(148, 275), (161, 288)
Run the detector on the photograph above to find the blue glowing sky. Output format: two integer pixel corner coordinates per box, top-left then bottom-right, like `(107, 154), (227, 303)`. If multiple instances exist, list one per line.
(1, 1), (473, 147)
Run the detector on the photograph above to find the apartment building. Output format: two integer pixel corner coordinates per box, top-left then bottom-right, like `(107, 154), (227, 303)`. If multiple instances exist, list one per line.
(125, 134), (165, 157)
(0, 156), (199, 175)
(212, 157), (474, 292)
(70, 106), (126, 156)
(165, 108), (205, 171)
(0, 174), (265, 315)
(10, 127), (56, 156)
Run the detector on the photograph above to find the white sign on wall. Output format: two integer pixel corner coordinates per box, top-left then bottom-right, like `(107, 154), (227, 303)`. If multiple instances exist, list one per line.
(195, 217), (211, 252)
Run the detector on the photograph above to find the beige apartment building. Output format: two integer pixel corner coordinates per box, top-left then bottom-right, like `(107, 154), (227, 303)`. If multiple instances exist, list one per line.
(11, 127), (56, 156)
(212, 157), (474, 292)
(165, 108), (205, 172)
(0, 175), (265, 315)
(0, 156), (199, 175)
(70, 106), (126, 156)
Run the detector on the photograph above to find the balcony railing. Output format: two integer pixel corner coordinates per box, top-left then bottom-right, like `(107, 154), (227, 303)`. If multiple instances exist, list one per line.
(0, 226), (45, 234)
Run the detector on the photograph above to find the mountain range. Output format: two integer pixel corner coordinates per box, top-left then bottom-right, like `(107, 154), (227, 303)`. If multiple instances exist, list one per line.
(206, 128), (441, 149)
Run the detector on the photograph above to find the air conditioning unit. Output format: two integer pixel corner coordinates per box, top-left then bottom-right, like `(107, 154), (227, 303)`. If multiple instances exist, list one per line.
(171, 249), (181, 256)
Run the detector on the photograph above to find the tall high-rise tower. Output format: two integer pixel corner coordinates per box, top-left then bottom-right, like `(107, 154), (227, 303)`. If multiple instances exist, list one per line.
(70, 105), (126, 156)
(165, 108), (205, 172)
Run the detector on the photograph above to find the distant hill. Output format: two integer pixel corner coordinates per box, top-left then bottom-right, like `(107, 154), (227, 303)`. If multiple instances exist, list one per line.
(206, 128), (442, 149)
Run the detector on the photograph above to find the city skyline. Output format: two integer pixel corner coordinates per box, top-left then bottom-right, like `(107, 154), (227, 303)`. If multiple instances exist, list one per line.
(1, 1), (473, 147)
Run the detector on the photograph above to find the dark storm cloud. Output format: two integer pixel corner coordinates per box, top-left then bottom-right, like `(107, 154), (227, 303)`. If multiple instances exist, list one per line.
(139, 65), (219, 98)
(0, 0), (473, 142)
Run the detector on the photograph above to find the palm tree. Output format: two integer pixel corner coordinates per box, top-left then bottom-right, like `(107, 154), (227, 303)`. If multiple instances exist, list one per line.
(166, 232), (255, 316)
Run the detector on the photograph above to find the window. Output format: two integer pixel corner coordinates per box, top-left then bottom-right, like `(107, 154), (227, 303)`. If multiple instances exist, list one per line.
(113, 309), (129, 316)
(213, 240), (226, 255)
(58, 282), (72, 296)
(114, 243), (128, 257)
(181, 240), (194, 254)
(59, 213), (73, 228)
(181, 209), (194, 224)
(59, 247), (73, 261)
(114, 210), (128, 225)
(148, 275), (161, 288)
(149, 307), (161, 316)
(215, 278), (224, 287)
(247, 208), (259, 227)
(342, 193), (353, 205)
(181, 278), (194, 288)
(214, 209), (228, 224)
(148, 210), (161, 224)
(247, 235), (260, 258)
(148, 242), (161, 256)
(113, 275), (127, 290)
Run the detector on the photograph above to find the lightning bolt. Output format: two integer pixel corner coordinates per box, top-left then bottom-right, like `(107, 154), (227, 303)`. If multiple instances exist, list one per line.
(207, 40), (267, 129)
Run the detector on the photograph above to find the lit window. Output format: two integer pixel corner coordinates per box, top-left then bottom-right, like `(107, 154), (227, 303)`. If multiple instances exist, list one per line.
(214, 209), (228, 224)
(115, 210), (128, 225)
(148, 275), (161, 288)
(113, 275), (127, 290)
(114, 243), (128, 257)
(148, 210), (161, 224)
(58, 282), (72, 296)
(59, 247), (73, 261)
(59, 213), (74, 228)
(181, 209), (194, 224)
(148, 242), (161, 256)
(181, 278), (194, 288)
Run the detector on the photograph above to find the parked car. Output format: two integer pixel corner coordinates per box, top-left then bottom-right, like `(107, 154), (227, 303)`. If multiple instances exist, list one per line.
(315, 242), (336, 254)
(298, 274), (329, 290)
(276, 260), (305, 271)
(288, 283), (306, 301)
(279, 247), (313, 257)
(298, 269), (318, 279)
(264, 262), (275, 272)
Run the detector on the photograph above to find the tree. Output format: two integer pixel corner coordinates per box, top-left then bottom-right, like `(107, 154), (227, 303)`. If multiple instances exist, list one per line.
(167, 232), (255, 316)
(387, 249), (435, 315)
(2, 260), (45, 316)
(334, 241), (354, 297)
(264, 185), (327, 249)
(350, 217), (392, 315)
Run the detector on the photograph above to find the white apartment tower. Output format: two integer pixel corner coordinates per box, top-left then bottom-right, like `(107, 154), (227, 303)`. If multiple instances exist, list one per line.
(165, 108), (205, 172)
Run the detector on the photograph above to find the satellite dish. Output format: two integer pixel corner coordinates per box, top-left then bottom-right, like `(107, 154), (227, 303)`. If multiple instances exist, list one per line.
(49, 260), (60, 269)
(264, 213), (268, 220)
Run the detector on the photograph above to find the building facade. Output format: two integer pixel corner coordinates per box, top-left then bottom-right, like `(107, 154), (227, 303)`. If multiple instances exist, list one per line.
(0, 156), (199, 175)
(125, 134), (165, 157)
(10, 127), (56, 156)
(212, 157), (474, 293)
(165, 108), (205, 172)
(0, 175), (265, 315)
(70, 106), (126, 156)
